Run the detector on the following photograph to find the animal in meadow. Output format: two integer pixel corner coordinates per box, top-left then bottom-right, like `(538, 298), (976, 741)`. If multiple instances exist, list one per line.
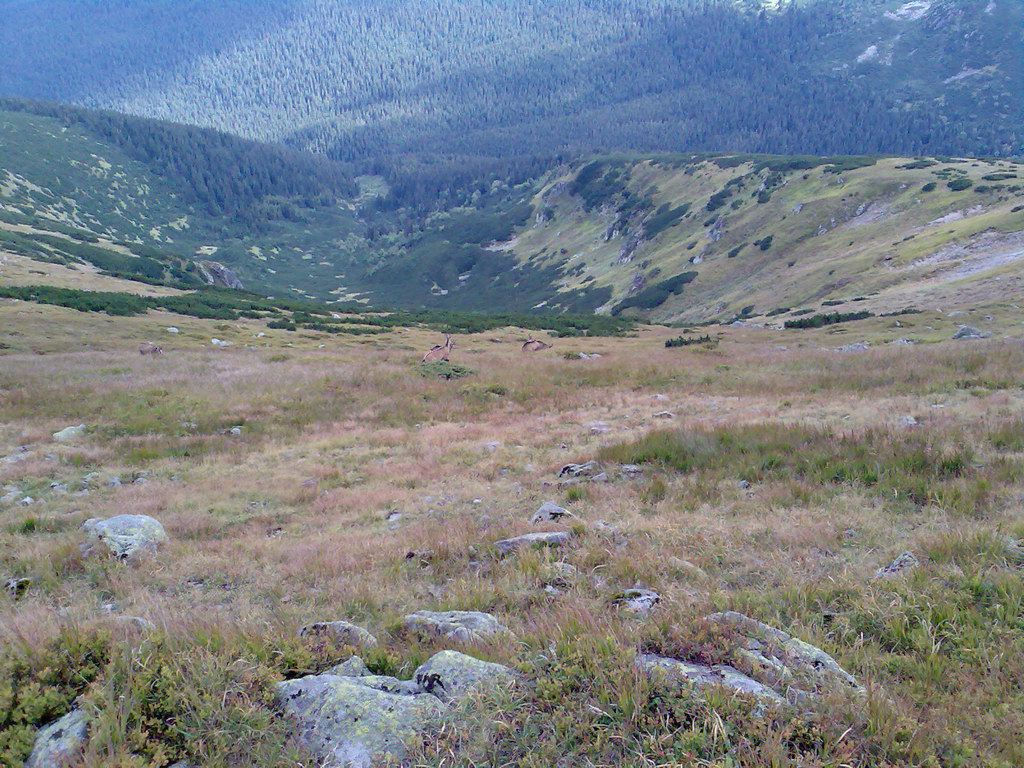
(423, 334), (455, 362)
(522, 337), (552, 352)
(139, 342), (164, 356)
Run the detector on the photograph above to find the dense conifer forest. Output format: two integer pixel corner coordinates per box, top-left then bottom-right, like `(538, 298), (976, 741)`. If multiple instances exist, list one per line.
(1, 0), (1019, 205)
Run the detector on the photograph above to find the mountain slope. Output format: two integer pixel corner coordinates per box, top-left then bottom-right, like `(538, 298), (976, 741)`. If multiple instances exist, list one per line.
(2, 102), (1023, 318)
(508, 154), (1024, 322)
(1, 0), (1019, 199)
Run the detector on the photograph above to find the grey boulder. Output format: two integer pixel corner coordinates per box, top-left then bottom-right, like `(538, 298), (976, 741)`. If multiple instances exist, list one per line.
(26, 708), (89, 768)
(277, 674), (444, 768)
(613, 588), (661, 615)
(558, 461), (602, 478)
(953, 325), (990, 340)
(300, 621), (379, 649)
(530, 501), (574, 524)
(413, 650), (517, 704)
(82, 514), (168, 561)
(874, 551), (919, 579)
(403, 610), (510, 642)
(52, 425), (87, 442)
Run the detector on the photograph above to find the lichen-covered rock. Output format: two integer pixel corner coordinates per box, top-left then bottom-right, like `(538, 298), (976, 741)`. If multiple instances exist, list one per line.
(531, 501), (574, 524)
(82, 514), (167, 561)
(330, 656), (372, 677)
(494, 531), (571, 555)
(403, 610), (509, 642)
(26, 708), (89, 768)
(613, 588), (661, 614)
(277, 674), (444, 768)
(874, 551), (920, 579)
(413, 650), (517, 704)
(708, 611), (863, 696)
(346, 674), (424, 696)
(637, 654), (783, 705)
(300, 621), (379, 649)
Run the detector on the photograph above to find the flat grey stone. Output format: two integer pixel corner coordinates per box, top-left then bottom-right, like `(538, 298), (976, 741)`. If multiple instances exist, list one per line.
(300, 621), (379, 649)
(637, 654), (783, 705)
(494, 531), (571, 555)
(330, 656), (372, 677)
(402, 610), (509, 642)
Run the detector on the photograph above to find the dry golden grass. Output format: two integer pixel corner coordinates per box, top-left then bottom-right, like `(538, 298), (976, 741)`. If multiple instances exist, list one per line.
(2, 301), (1024, 766)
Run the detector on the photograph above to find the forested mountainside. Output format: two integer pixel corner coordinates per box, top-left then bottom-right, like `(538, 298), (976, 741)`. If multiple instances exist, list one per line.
(1, 0), (1019, 203)
(3, 103), (1023, 320)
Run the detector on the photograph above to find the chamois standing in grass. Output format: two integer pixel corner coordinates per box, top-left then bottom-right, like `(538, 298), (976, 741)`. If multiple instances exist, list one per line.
(521, 337), (552, 352)
(139, 342), (164, 356)
(423, 335), (455, 362)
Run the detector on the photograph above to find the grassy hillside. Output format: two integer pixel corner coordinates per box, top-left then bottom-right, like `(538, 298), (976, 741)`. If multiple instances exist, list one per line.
(3, 104), (1023, 320)
(0, 106), (372, 299)
(3, 289), (1024, 766)
(511, 154), (1024, 322)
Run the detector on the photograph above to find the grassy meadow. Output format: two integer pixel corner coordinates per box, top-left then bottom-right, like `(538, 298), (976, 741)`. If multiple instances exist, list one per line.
(2, 297), (1024, 767)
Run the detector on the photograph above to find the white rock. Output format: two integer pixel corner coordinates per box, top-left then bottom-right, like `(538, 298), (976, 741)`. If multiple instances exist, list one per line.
(53, 425), (87, 442)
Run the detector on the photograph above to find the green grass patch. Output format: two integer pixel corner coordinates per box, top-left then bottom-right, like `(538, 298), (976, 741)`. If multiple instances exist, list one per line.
(600, 423), (1009, 513)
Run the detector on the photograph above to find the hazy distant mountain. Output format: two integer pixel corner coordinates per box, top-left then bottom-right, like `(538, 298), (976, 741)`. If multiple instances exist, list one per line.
(1, 0), (1019, 198)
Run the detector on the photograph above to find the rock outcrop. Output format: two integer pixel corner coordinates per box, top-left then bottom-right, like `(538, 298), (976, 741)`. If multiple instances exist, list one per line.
(709, 611), (864, 699)
(637, 654), (783, 705)
(558, 461), (603, 479)
(641, 612), (864, 708)
(197, 260), (244, 290)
